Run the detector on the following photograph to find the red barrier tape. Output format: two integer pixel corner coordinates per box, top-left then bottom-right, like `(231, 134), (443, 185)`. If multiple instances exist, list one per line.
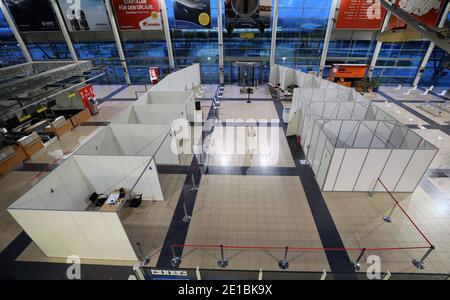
(172, 244), (430, 252)
(377, 178), (433, 248)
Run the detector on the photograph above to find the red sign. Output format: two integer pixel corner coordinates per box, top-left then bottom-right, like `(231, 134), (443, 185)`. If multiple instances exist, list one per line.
(78, 84), (95, 108)
(388, 0), (444, 29)
(336, 0), (387, 30)
(148, 67), (160, 84)
(112, 0), (162, 30)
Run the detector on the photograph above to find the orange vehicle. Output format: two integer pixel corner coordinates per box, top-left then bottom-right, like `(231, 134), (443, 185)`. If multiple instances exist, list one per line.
(328, 64), (368, 87)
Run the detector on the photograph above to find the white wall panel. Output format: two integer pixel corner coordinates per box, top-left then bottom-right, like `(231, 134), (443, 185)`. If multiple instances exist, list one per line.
(71, 211), (136, 260)
(42, 210), (96, 258)
(395, 150), (437, 192)
(354, 149), (391, 191)
(34, 172), (75, 210)
(323, 148), (344, 191)
(317, 148), (332, 189)
(333, 149), (368, 191)
(102, 213), (137, 260)
(8, 209), (68, 257)
(74, 155), (109, 193)
(55, 157), (92, 210)
(378, 150), (414, 191)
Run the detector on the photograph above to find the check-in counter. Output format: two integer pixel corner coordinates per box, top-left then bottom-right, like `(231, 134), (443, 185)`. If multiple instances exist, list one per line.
(17, 132), (45, 159)
(70, 108), (91, 127)
(45, 116), (73, 138)
(0, 146), (27, 176)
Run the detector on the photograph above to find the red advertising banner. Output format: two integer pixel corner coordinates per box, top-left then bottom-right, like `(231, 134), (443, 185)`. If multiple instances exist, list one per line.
(78, 84), (95, 108)
(388, 0), (444, 29)
(336, 0), (387, 30)
(112, 0), (162, 30)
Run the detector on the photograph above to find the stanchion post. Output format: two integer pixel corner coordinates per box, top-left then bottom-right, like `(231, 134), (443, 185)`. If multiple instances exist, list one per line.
(133, 264), (146, 280)
(190, 173), (199, 192)
(368, 178), (377, 197)
(383, 203), (396, 223)
(258, 268), (263, 280)
(352, 248), (366, 271)
(136, 242), (150, 265)
(278, 246), (289, 270)
(412, 245), (435, 270)
(170, 245), (181, 268)
(196, 266), (201, 280)
(217, 245), (229, 268)
(182, 200), (191, 223)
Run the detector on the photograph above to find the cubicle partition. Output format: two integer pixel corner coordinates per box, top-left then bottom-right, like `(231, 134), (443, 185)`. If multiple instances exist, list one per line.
(74, 124), (179, 166)
(272, 64), (438, 193)
(134, 90), (196, 122)
(7, 64), (205, 262)
(287, 87), (369, 136)
(307, 119), (437, 192)
(150, 63), (202, 92)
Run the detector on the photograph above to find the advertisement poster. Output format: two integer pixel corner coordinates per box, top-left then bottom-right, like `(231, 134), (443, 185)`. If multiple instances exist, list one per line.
(224, 0), (271, 34)
(5, 0), (59, 32)
(388, 0), (444, 29)
(173, 0), (211, 29)
(57, 0), (111, 32)
(335, 0), (387, 30)
(112, 0), (162, 30)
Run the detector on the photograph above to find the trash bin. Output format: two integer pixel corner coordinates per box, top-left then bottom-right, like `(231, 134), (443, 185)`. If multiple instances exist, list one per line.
(88, 97), (99, 115)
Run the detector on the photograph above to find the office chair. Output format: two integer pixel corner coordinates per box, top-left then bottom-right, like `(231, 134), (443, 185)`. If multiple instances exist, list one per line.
(128, 194), (142, 208)
(89, 192), (107, 207)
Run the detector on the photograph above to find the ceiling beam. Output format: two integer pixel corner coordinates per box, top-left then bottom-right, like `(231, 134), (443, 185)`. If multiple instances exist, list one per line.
(379, 0), (450, 53)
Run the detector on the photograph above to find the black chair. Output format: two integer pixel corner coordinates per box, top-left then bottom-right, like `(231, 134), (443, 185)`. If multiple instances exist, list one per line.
(89, 192), (107, 207)
(128, 194), (142, 208)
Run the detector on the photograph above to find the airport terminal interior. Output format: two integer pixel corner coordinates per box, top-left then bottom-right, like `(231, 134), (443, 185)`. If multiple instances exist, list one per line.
(0, 0), (449, 280)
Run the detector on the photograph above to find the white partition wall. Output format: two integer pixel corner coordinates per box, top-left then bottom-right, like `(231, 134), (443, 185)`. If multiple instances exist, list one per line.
(133, 90), (195, 122)
(150, 63), (201, 92)
(74, 156), (163, 200)
(7, 64), (205, 262)
(310, 119), (437, 192)
(8, 209), (137, 260)
(74, 125), (180, 165)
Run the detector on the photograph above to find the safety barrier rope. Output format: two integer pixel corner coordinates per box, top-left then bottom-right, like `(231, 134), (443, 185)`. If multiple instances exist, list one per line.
(171, 244), (430, 252)
(377, 177), (434, 248)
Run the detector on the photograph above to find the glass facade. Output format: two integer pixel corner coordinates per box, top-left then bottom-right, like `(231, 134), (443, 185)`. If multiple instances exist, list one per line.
(0, 9), (25, 66)
(276, 0), (330, 73)
(0, 1), (449, 86)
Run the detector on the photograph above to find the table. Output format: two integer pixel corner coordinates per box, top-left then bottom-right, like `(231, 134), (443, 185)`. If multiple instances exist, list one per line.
(99, 189), (128, 213)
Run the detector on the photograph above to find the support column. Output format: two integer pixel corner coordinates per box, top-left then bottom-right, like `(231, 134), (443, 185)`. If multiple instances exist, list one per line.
(49, 0), (77, 61)
(318, 0), (338, 77)
(104, 0), (131, 84)
(0, 0), (32, 62)
(368, 11), (392, 78)
(413, 2), (450, 87)
(217, 0), (225, 84)
(160, 0), (175, 72)
(269, 0), (279, 67)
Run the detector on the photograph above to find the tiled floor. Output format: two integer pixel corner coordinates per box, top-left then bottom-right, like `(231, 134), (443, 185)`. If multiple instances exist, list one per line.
(222, 85), (272, 99)
(1, 84), (450, 279)
(182, 175), (330, 272)
(219, 101), (279, 121)
(205, 126), (295, 167)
